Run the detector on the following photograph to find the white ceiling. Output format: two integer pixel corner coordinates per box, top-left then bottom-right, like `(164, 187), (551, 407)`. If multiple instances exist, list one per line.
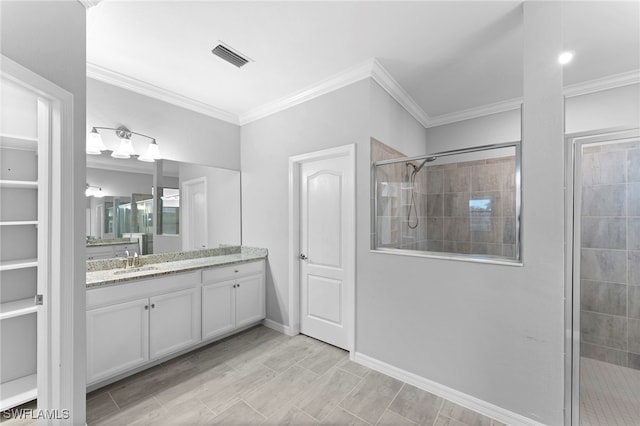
(87, 1), (640, 125)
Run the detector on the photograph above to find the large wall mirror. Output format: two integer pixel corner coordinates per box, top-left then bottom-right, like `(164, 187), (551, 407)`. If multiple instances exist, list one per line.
(85, 154), (241, 255)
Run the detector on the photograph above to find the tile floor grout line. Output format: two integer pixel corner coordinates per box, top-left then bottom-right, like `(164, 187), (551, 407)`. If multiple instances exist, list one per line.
(297, 361), (367, 423)
(374, 381), (405, 426)
(106, 390), (121, 411)
(339, 405), (376, 426)
(238, 398), (268, 421)
(431, 396), (446, 426)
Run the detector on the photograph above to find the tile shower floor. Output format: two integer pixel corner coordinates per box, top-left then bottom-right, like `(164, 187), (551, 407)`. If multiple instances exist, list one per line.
(580, 357), (640, 426)
(0, 325), (505, 425)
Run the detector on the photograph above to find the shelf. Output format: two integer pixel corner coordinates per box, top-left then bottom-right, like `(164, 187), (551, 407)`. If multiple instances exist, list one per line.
(0, 134), (38, 151)
(0, 180), (38, 189)
(0, 298), (36, 320)
(0, 374), (37, 412)
(0, 221), (37, 226)
(0, 259), (38, 271)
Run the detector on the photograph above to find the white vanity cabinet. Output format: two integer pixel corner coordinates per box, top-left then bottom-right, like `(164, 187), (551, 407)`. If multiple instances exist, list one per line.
(86, 258), (265, 388)
(86, 298), (150, 384)
(86, 271), (201, 385)
(201, 260), (265, 341)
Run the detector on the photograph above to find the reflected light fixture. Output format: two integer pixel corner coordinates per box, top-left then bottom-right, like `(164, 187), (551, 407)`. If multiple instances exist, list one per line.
(87, 126), (162, 162)
(558, 51), (574, 65)
(85, 184), (104, 198)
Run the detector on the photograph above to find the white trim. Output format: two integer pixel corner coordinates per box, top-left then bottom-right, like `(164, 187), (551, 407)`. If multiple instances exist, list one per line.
(87, 63), (239, 125)
(427, 97), (523, 127)
(1, 55), (80, 423)
(261, 318), (294, 336)
(370, 59), (430, 128)
(239, 60), (375, 125)
(288, 144), (356, 353)
(564, 69), (640, 98)
(181, 177), (208, 250)
(354, 352), (546, 426)
(77, 0), (103, 8)
(87, 59), (639, 129)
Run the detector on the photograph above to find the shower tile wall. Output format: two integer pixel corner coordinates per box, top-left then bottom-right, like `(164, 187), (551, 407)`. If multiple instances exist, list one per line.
(425, 157), (516, 257)
(580, 141), (640, 370)
(372, 139), (429, 250)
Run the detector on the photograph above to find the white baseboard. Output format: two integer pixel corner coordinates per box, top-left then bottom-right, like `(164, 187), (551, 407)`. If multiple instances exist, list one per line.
(353, 352), (546, 426)
(262, 318), (295, 336)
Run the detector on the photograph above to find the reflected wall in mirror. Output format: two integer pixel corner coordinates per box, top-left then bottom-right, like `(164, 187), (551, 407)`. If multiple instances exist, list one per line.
(85, 155), (240, 255)
(372, 138), (521, 262)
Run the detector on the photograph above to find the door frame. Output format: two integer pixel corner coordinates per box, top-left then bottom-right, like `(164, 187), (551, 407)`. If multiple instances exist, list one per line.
(564, 126), (640, 426)
(1, 55), (78, 421)
(288, 144), (356, 355)
(181, 176), (208, 250)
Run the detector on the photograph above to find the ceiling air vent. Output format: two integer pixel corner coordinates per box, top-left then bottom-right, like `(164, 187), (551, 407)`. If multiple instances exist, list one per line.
(211, 43), (250, 68)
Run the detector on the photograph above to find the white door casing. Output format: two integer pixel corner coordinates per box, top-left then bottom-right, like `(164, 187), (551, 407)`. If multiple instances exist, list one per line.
(289, 144), (355, 352)
(1, 55), (78, 421)
(182, 177), (207, 250)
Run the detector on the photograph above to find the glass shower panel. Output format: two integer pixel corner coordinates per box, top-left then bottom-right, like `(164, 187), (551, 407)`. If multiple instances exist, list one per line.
(372, 142), (520, 262)
(577, 137), (640, 426)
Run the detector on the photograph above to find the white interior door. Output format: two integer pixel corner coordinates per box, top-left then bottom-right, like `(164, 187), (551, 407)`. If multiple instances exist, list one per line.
(182, 177), (207, 250)
(299, 152), (353, 350)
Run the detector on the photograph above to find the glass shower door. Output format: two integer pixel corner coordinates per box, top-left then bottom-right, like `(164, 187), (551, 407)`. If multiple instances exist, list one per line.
(572, 130), (640, 425)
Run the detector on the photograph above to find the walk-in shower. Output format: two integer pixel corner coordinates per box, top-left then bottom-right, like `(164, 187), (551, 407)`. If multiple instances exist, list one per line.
(372, 140), (521, 262)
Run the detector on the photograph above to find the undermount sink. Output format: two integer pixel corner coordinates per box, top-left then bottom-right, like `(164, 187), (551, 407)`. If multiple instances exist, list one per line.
(113, 266), (158, 275)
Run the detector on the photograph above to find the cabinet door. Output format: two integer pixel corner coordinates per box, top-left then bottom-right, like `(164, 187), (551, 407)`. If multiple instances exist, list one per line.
(149, 288), (200, 360)
(235, 274), (265, 329)
(86, 298), (149, 384)
(201, 279), (235, 341)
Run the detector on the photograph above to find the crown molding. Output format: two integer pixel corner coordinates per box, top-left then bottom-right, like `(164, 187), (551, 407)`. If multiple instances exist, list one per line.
(238, 59), (376, 125)
(87, 62), (239, 125)
(370, 59), (430, 128)
(564, 69), (640, 98)
(77, 0), (103, 9)
(427, 97), (523, 128)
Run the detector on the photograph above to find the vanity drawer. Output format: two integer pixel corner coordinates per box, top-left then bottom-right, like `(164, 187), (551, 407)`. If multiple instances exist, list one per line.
(202, 260), (263, 283)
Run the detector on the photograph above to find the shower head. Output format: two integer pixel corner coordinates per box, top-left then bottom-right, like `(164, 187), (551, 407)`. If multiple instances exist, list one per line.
(410, 156), (437, 174)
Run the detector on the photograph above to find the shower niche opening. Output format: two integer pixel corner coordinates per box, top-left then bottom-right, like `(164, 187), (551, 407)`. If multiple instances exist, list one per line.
(372, 140), (521, 263)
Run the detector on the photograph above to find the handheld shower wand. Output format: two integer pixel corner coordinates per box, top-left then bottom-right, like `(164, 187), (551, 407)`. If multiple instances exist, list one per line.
(406, 156), (437, 229)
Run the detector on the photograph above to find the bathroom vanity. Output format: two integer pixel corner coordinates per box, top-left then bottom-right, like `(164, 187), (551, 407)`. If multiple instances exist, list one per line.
(85, 247), (267, 389)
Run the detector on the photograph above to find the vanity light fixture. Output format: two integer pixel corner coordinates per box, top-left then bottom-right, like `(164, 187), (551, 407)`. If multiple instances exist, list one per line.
(87, 126), (162, 162)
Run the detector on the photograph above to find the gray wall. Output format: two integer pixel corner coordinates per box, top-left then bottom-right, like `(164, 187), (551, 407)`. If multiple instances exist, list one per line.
(1, 0), (87, 421)
(241, 79), (371, 325)
(88, 78), (241, 170)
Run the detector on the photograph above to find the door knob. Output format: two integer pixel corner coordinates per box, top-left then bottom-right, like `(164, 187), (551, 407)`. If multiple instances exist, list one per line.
(299, 253), (308, 260)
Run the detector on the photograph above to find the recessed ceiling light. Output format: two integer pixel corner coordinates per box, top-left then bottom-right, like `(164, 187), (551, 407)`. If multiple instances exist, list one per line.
(558, 51), (574, 65)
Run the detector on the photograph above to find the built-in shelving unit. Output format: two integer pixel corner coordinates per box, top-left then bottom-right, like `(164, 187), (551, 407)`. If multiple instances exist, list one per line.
(0, 298), (37, 320)
(0, 79), (41, 411)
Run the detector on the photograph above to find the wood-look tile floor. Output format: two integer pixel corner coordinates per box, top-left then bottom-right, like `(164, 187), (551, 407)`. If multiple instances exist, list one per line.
(2, 326), (504, 426)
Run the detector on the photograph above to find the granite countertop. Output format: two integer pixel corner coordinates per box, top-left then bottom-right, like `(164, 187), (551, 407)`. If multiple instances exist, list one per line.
(86, 246), (267, 288)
